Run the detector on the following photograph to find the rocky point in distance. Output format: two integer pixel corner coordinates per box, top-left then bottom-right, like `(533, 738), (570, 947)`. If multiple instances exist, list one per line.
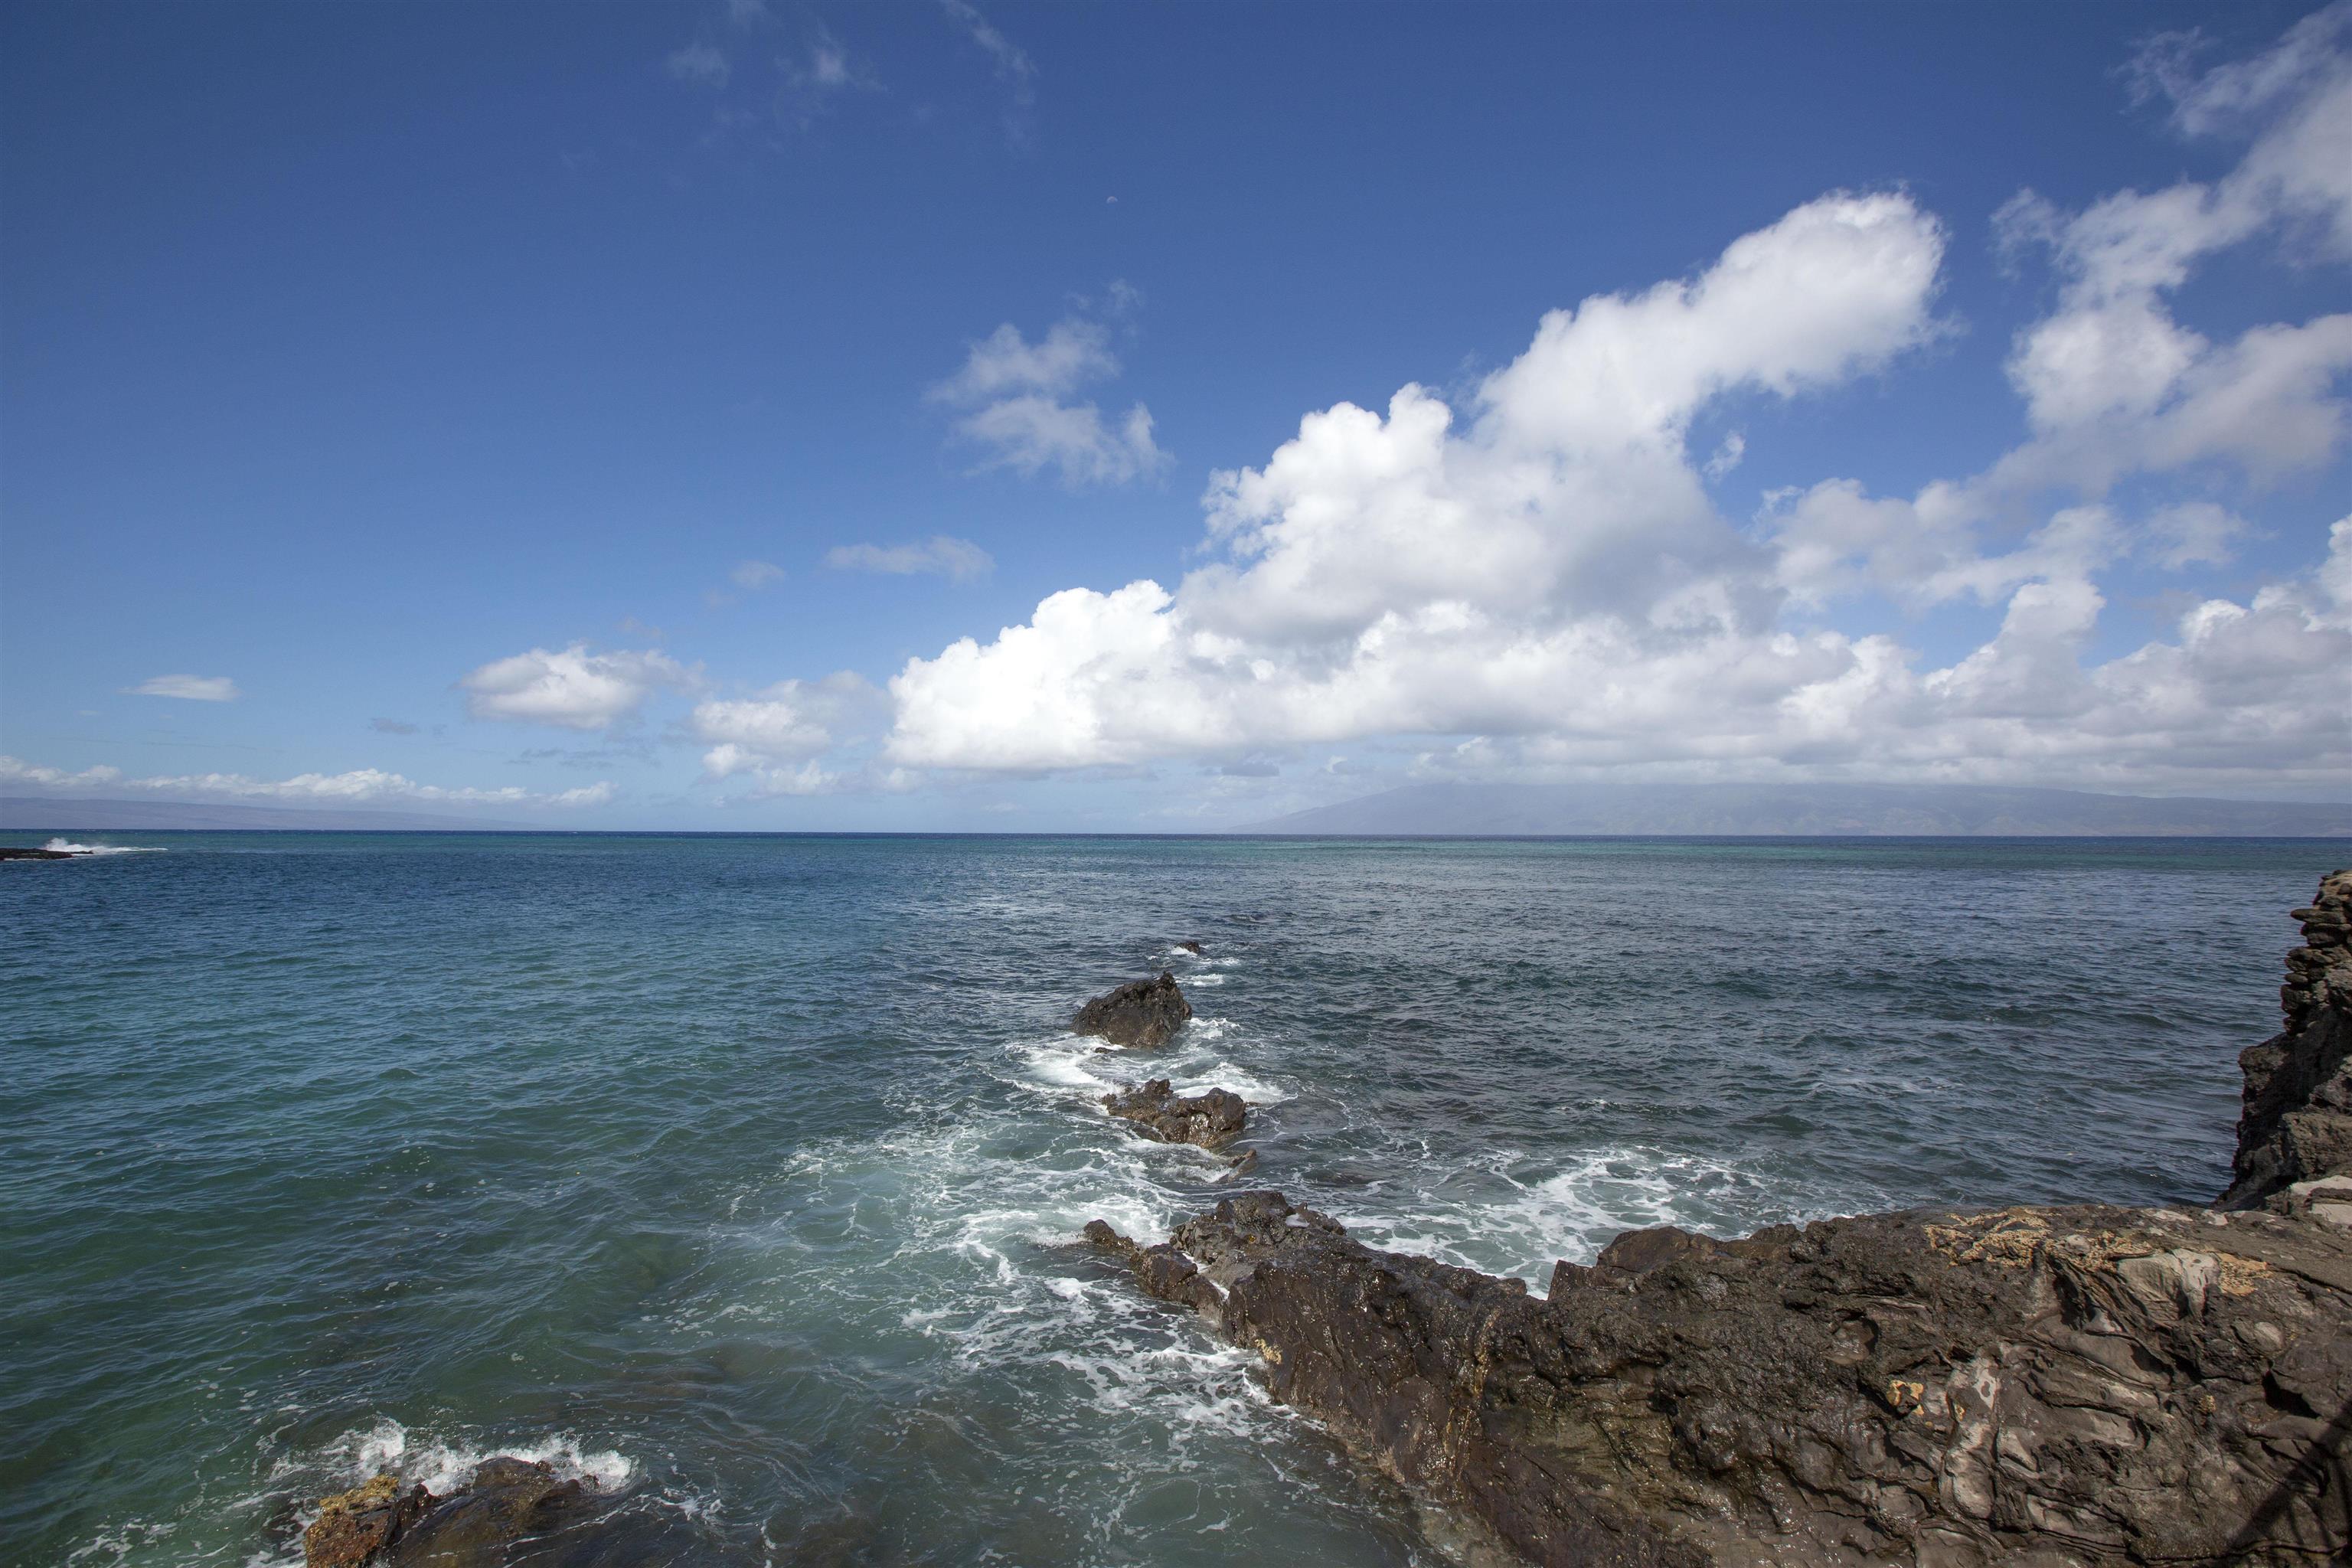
(1087, 874), (2352, 1566)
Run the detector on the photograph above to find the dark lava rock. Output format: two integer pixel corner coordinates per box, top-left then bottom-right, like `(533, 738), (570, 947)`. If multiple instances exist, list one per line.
(1102, 1078), (1246, 1148)
(1175, 940), (1206, 956)
(305, 1475), (432, 1568)
(304, 1457), (600, 1568)
(1073, 971), (1191, 1049)
(0, 846), (77, 861)
(1087, 880), (2352, 1566)
(1094, 1191), (2352, 1566)
(2223, 869), (2352, 1208)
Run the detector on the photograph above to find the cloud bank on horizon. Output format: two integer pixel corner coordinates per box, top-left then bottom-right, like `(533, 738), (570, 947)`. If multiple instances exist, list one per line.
(5, 2), (2349, 821)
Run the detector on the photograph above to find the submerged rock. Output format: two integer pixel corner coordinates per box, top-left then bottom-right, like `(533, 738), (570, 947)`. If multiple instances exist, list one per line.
(0, 846), (77, 861)
(1088, 874), (2352, 1566)
(302, 1457), (599, 1568)
(2222, 869), (2352, 1207)
(1102, 1078), (1246, 1148)
(1175, 940), (1206, 955)
(1073, 971), (1192, 1048)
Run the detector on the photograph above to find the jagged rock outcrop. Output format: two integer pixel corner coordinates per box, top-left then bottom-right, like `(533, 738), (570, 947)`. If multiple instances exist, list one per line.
(1073, 971), (1192, 1048)
(2223, 871), (2352, 1208)
(304, 1457), (595, 1568)
(1103, 1078), (1246, 1148)
(1088, 877), (2352, 1566)
(1089, 1192), (2352, 1565)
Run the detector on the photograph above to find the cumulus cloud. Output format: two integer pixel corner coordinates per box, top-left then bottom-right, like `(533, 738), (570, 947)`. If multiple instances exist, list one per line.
(126, 674), (238, 701)
(825, 535), (994, 580)
(461, 644), (697, 731)
(932, 312), (1166, 486)
(688, 673), (876, 795)
(0, 754), (614, 808)
(877, 64), (2352, 803)
(732, 559), (787, 590)
(888, 191), (1949, 769)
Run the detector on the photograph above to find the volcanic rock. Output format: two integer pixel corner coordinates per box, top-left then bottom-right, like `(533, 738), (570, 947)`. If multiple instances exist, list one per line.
(304, 1474), (431, 1568)
(2222, 869), (2352, 1207)
(1073, 971), (1192, 1048)
(1176, 940), (1206, 955)
(303, 1457), (596, 1568)
(1102, 1078), (1246, 1148)
(1088, 873), (2352, 1565)
(0, 846), (77, 861)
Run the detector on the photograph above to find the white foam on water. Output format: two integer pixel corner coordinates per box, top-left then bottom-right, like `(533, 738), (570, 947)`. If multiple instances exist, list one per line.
(1002, 1021), (1292, 1111)
(322, 1416), (637, 1494)
(1178, 1061), (1291, 1105)
(1333, 1145), (1852, 1292)
(39, 838), (167, 854)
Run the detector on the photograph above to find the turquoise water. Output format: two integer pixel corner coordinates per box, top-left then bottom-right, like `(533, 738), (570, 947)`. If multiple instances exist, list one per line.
(2, 832), (2335, 1565)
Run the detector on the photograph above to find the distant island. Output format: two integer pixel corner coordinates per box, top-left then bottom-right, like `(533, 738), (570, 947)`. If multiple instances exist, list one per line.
(1237, 782), (2352, 837)
(0, 796), (534, 832)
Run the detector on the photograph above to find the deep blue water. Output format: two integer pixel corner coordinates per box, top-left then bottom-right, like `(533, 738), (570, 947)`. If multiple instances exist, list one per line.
(1, 832), (2337, 1566)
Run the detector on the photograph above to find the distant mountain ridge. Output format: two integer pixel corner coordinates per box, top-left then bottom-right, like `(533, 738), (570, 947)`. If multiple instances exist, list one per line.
(0, 796), (535, 832)
(1236, 782), (2352, 837)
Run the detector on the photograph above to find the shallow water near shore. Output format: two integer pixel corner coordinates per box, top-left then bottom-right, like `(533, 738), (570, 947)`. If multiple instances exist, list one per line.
(1, 831), (2335, 1566)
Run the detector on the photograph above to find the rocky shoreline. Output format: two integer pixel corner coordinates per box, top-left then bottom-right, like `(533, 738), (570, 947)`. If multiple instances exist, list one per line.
(1085, 876), (2352, 1564)
(301, 888), (2352, 1566)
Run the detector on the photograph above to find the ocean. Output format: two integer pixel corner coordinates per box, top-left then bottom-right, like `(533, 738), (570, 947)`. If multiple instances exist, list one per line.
(2, 832), (2335, 1566)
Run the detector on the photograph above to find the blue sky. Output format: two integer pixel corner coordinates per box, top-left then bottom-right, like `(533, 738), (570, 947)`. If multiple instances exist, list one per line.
(3, 0), (2347, 828)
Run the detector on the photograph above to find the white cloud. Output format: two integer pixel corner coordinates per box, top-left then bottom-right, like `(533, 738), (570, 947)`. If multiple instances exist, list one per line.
(775, 25), (878, 124)
(2132, 3), (2352, 253)
(939, 0), (1035, 139)
(0, 755), (615, 809)
(825, 535), (994, 580)
(688, 673), (876, 795)
(126, 674), (238, 701)
(712, 756), (838, 797)
(2146, 501), (2252, 570)
(461, 644), (696, 731)
(934, 320), (1117, 403)
(879, 89), (2352, 804)
(1704, 432), (1746, 479)
(1976, 16), (2352, 500)
(668, 42), (729, 87)
(691, 685), (831, 764)
(808, 36), (851, 88)
(732, 559), (787, 590)
(932, 313), (1167, 486)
